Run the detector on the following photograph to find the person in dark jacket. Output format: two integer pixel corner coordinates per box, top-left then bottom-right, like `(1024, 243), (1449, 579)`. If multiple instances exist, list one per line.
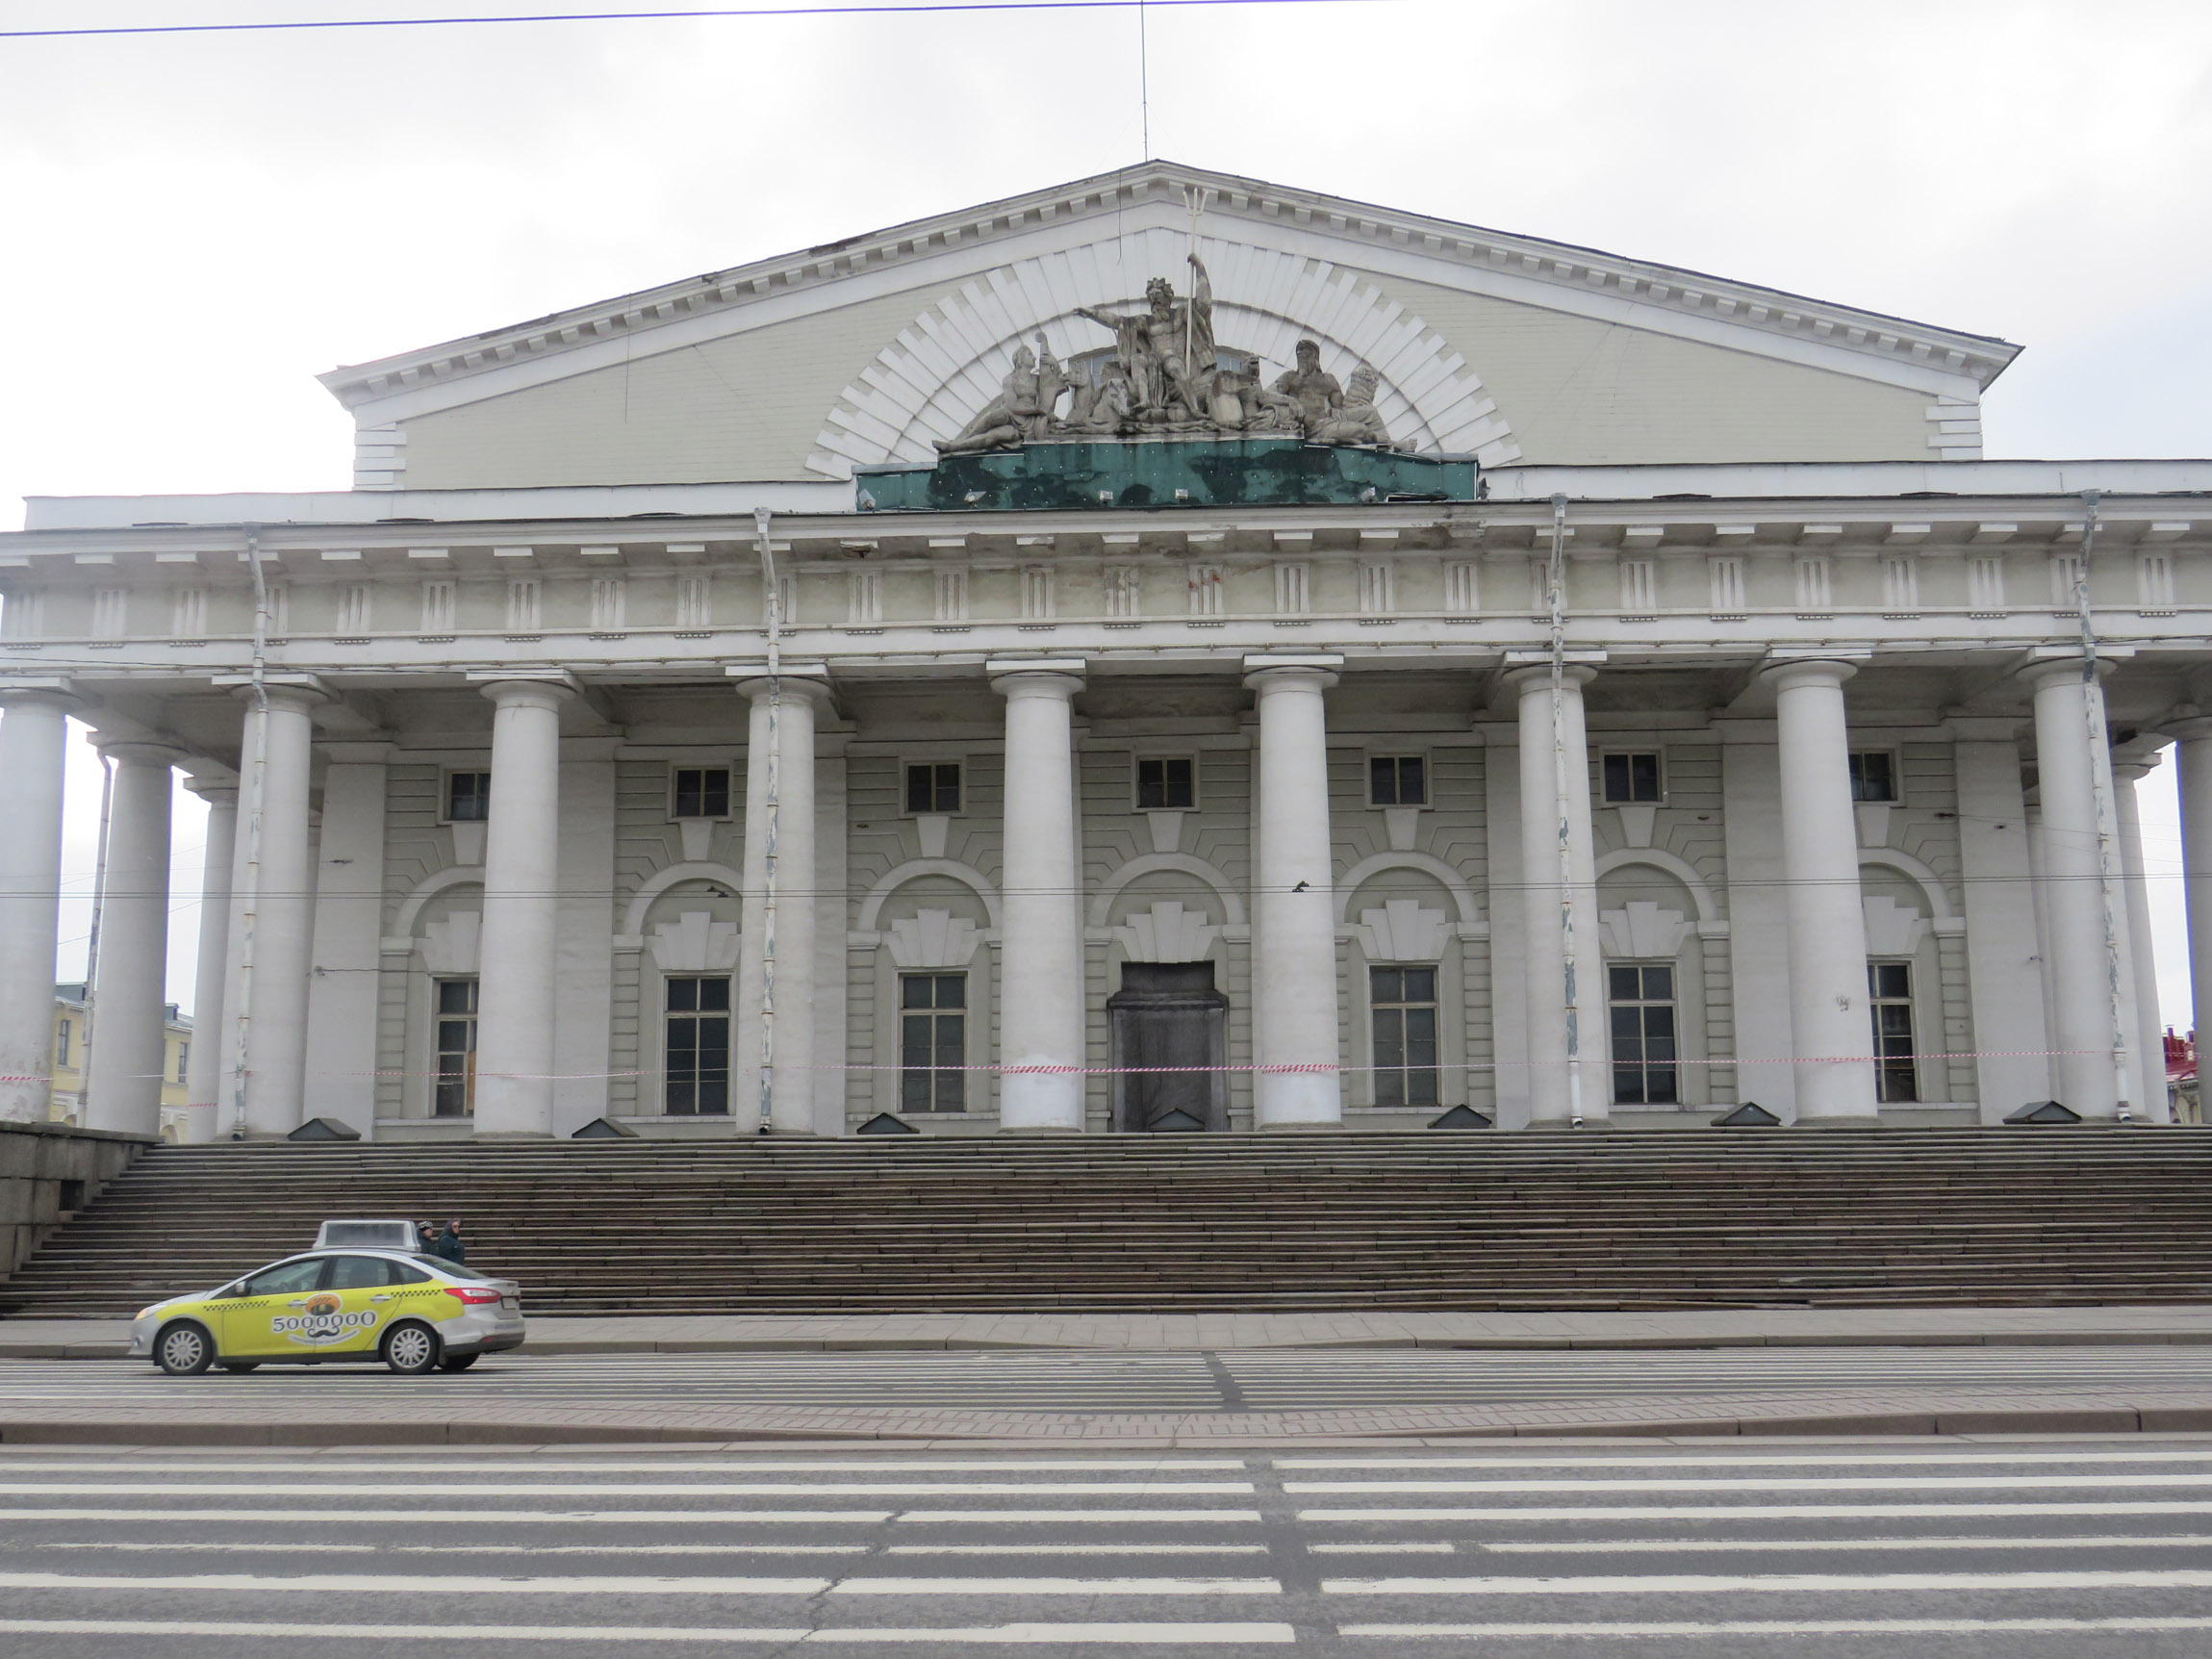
(435, 1219), (466, 1265)
(418, 1221), (440, 1256)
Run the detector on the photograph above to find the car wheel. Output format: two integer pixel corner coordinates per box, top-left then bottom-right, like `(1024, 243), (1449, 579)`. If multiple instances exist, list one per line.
(439, 1353), (480, 1373)
(155, 1322), (215, 1376)
(220, 1363), (260, 1374)
(382, 1321), (441, 1376)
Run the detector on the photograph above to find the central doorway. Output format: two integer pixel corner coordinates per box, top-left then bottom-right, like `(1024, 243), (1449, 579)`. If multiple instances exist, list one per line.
(1107, 962), (1230, 1133)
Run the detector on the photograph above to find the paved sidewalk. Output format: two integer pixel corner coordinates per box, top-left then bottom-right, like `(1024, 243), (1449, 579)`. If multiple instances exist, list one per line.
(8, 1303), (2212, 1359)
(3, 1383), (2211, 1446)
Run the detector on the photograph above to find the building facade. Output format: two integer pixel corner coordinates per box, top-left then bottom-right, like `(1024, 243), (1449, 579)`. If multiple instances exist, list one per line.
(45, 984), (191, 1140)
(3, 163), (2209, 1142)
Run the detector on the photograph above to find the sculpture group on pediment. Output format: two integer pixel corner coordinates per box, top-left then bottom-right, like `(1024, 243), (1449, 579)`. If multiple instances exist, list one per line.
(933, 256), (1403, 455)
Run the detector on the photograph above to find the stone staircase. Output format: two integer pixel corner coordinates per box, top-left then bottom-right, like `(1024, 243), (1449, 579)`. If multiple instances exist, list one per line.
(6, 1130), (2212, 1316)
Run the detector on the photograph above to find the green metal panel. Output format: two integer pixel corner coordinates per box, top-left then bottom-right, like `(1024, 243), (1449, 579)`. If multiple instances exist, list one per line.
(854, 439), (1476, 513)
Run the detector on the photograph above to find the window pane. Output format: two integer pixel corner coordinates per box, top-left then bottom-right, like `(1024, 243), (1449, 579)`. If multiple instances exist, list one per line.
(1614, 1064), (1646, 1105)
(326, 1256), (393, 1289)
(436, 1020), (472, 1053)
(1398, 756), (1425, 805)
(667, 1077), (696, 1114)
(701, 770), (729, 817)
(931, 765), (959, 812)
(437, 980), (475, 1015)
(1646, 1068), (1679, 1105)
(1609, 964), (1640, 1002)
(935, 1015), (965, 1069)
(901, 1072), (931, 1112)
(933, 1070), (964, 1111)
(1404, 1009), (1437, 1066)
(1369, 755), (1394, 805)
(1162, 758), (1194, 807)
(1374, 1008), (1404, 1068)
(934, 975), (964, 1009)
(1641, 965), (1673, 1000)
(903, 977), (935, 1010)
(1611, 1007), (1643, 1054)
(667, 978), (698, 1012)
(699, 1075), (728, 1114)
(674, 769), (702, 818)
(1602, 753), (1630, 802)
(1136, 758), (1167, 808)
(1374, 1068), (1404, 1107)
(244, 1260), (327, 1296)
(902, 1015), (932, 1065)
(698, 977), (730, 1012)
(448, 773), (490, 822)
(1874, 962), (1911, 999)
(1409, 1066), (1438, 1107)
(1403, 968), (1436, 1004)
(1370, 967), (1400, 1003)
(1631, 753), (1661, 801)
(905, 765), (945, 813)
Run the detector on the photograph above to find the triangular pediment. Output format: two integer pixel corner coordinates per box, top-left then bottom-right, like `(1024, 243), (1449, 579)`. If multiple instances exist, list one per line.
(324, 162), (2021, 490)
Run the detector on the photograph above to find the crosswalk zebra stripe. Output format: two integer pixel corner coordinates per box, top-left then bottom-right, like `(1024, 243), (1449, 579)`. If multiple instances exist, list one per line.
(1340, 1618), (2212, 1639)
(0, 1620), (1299, 1645)
(1321, 1570), (2212, 1594)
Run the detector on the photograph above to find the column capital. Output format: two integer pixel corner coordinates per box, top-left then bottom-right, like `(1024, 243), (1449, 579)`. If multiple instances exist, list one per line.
(93, 740), (187, 768)
(470, 673), (578, 712)
(2016, 655), (2117, 691)
(186, 780), (239, 808)
(1242, 653), (1341, 693)
(2165, 716), (2212, 743)
(1502, 662), (1598, 695)
(987, 657), (1085, 698)
(2113, 735), (2169, 780)
(730, 670), (835, 710)
(1758, 657), (1859, 692)
(0, 678), (79, 714)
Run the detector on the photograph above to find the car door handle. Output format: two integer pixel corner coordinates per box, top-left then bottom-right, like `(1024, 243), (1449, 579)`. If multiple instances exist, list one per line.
(369, 1294), (394, 1303)
(286, 1299), (310, 1308)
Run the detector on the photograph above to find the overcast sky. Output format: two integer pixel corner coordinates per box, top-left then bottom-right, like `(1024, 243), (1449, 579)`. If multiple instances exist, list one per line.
(6, 0), (2210, 1031)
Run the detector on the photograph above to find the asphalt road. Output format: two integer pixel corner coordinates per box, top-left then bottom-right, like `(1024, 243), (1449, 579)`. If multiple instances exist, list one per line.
(5, 1441), (2212, 1654)
(0, 1344), (2207, 1412)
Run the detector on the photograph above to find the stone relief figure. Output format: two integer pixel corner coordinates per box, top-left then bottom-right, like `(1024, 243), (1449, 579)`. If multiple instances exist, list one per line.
(930, 268), (1408, 453)
(1075, 254), (1216, 421)
(1306, 366), (1397, 448)
(937, 333), (1067, 454)
(1273, 338), (1344, 437)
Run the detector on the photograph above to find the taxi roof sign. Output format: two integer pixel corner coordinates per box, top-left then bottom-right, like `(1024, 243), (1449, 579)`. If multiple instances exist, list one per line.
(314, 1219), (420, 1251)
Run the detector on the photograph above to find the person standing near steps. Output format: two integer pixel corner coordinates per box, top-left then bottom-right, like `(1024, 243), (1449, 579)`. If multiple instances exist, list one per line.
(434, 1219), (466, 1266)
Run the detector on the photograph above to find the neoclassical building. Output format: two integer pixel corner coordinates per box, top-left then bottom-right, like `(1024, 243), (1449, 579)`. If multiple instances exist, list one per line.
(3, 162), (2209, 1142)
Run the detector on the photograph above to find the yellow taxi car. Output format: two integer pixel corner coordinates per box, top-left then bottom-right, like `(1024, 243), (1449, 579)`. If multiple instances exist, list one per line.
(128, 1248), (525, 1377)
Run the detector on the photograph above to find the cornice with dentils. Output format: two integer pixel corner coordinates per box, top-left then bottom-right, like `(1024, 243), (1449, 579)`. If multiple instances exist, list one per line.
(317, 161), (2022, 412)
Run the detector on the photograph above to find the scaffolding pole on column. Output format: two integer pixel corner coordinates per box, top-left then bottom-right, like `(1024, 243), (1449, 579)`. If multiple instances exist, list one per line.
(753, 506), (781, 1136)
(2071, 490), (2135, 1121)
(230, 527), (270, 1141)
(1546, 493), (1585, 1129)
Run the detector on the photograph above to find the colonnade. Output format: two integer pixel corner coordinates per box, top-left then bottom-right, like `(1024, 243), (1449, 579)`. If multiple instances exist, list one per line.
(0, 651), (2191, 1137)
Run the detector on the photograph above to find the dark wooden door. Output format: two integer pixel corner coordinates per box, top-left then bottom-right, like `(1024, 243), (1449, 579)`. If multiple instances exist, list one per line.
(1107, 962), (1230, 1132)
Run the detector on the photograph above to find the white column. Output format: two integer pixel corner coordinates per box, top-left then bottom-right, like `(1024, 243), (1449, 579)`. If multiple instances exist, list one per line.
(225, 686), (320, 1138)
(735, 676), (825, 1135)
(471, 679), (572, 1138)
(2021, 660), (2123, 1117)
(2172, 716), (2212, 1085)
(2113, 740), (2172, 1122)
(1950, 722), (2050, 1120)
(990, 661), (1086, 1132)
(1243, 657), (1342, 1127)
(2022, 804), (2061, 1098)
(1760, 660), (1878, 1122)
(84, 744), (180, 1136)
(1506, 665), (1609, 1126)
(182, 782), (235, 1143)
(0, 691), (74, 1123)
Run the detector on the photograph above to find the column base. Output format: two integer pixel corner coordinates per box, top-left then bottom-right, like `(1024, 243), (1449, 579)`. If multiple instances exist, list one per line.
(1797, 1113), (1885, 1129)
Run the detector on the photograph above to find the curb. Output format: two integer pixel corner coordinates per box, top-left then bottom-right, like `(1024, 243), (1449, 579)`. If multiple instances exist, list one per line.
(7, 1403), (2212, 1446)
(12, 1329), (2212, 1361)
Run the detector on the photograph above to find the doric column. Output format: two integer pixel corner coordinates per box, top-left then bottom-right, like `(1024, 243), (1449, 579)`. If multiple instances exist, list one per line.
(2023, 802), (2062, 1099)
(84, 744), (181, 1136)
(2113, 739), (2172, 1122)
(2021, 659), (2125, 1117)
(1243, 656), (1343, 1128)
(1760, 659), (1878, 1122)
(470, 679), (572, 1138)
(2171, 716), (2212, 1096)
(735, 674), (826, 1135)
(989, 660), (1086, 1132)
(1505, 665), (1609, 1126)
(181, 782), (235, 1143)
(0, 689), (75, 1124)
(220, 685), (323, 1138)
(1949, 721), (2049, 1120)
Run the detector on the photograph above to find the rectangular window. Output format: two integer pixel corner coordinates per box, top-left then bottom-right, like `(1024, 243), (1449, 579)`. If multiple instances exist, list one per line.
(432, 978), (478, 1117)
(1849, 752), (1898, 804)
(1369, 966), (1440, 1108)
(900, 973), (967, 1113)
(174, 1040), (188, 1085)
(1869, 961), (1919, 1103)
(1369, 755), (1428, 807)
(673, 767), (730, 820)
(1610, 963), (1679, 1105)
(1136, 756), (1196, 810)
(664, 975), (731, 1115)
(1602, 753), (1663, 804)
(445, 771), (492, 823)
(55, 1019), (71, 1068)
(904, 762), (961, 814)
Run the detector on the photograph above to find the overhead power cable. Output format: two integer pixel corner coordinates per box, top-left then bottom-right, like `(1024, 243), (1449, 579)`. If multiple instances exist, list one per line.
(1, 0), (1389, 43)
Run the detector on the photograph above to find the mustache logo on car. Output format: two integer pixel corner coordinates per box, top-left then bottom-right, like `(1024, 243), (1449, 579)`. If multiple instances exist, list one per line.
(271, 1288), (379, 1344)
